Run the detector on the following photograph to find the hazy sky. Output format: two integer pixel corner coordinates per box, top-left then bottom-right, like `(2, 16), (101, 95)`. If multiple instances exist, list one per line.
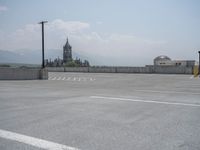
(0, 0), (200, 66)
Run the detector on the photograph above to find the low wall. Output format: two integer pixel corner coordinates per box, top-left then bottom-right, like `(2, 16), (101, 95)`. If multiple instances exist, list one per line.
(47, 66), (193, 74)
(116, 67), (151, 73)
(65, 67), (89, 72)
(47, 67), (65, 72)
(89, 67), (116, 73)
(153, 66), (193, 74)
(0, 68), (48, 80)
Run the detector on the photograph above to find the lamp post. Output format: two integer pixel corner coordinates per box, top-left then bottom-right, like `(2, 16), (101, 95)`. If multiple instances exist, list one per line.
(39, 21), (48, 68)
(199, 51), (200, 77)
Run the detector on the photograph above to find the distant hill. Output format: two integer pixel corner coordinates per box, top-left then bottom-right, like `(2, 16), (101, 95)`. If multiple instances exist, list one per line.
(0, 50), (22, 63)
(0, 50), (41, 64)
(0, 49), (96, 65)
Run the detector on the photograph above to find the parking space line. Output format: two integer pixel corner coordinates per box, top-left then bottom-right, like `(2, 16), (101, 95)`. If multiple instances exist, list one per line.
(90, 78), (95, 81)
(0, 129), (80, 150)
(90, 96), (200, 107)
(57, 77), (62, 80)
(51, 77), (57, 80)
(190, 76), (194, 79)
(135, 89), (200, 95)
(66, 77), (71, 80)
(48, 75), (96, 82)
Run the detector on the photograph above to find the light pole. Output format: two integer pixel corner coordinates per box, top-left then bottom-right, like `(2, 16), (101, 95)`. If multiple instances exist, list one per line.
(39, 21), (48, 68)
(199, 51), (200, 77)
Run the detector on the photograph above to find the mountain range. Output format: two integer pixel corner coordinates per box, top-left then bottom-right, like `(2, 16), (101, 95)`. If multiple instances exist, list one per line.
(0, 49), (96, 65)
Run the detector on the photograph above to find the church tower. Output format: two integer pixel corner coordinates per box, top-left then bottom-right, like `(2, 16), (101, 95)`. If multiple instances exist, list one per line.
(63, 38), (72, 63)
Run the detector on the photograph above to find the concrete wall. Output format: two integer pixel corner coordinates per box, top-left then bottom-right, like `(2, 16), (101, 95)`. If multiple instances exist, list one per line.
(47, 67), (64, 72)
(116, 67), (151, 73)
(153, 66), (193, 74)
(89, 67), (116, 73)
(47, 67), (152, 73)
(65, 67), (89, 72)
(47, 66), (193, 74)
(0, 68), (48, 80)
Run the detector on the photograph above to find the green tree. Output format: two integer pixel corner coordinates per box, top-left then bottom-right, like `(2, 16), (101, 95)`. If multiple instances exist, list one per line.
(65, 60), (81, 67)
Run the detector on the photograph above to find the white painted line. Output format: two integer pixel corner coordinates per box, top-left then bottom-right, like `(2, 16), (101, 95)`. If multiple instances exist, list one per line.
(51, 77), (57, 80)
(0, 129), (80, 150)
(190, 76), (194, 79)
(62, 77), (66, 80)
(90, 96), (200, 107)
(78, 78), (81, 81)
(48, 77), (53, 80)
(66, 77), (71, 80)
(57, 77), (62, 80)
(90, 78), (95, 81)
(135, 89), (200, 95)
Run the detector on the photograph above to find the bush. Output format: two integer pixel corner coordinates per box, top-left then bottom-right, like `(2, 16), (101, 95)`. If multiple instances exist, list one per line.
(0, 64), (10, 67)
(64, 61), (81, 67)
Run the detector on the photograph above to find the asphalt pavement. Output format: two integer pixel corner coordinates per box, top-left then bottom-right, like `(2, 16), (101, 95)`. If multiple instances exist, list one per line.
(0, 72), (200, 150)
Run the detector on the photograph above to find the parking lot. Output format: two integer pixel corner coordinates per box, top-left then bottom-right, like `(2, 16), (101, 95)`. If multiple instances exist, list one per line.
(0, 72), (200, 150)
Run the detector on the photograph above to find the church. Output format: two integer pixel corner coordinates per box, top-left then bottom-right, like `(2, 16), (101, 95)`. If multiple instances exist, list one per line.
(45, 38), (90, 67)
(63, 38), (72, 64)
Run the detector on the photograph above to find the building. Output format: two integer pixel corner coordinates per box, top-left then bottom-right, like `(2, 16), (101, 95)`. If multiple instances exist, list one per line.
(46, 38), (90, 67)
(63, 38), (72, 64)
(154, 55), (172, 66)
(154, 55), (195, 67)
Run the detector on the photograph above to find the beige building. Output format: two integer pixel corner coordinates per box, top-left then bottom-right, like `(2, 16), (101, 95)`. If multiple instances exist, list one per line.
(154, 55), (195, 67)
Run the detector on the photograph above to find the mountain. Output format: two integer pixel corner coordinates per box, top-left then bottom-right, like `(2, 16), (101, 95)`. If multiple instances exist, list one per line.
(0, 49), (97, 65)
(0, 49), (144, 66)
(0, 50), (41, 64)
(0, 50), (21, 63)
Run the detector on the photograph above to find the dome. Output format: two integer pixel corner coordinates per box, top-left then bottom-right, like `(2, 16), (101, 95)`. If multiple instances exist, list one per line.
(154, 55), (171, 61)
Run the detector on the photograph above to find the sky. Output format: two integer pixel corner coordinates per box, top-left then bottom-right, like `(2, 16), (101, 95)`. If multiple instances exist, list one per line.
(0, 0), (200, 66)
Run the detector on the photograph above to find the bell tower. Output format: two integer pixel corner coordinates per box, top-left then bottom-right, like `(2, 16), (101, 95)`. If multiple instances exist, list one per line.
(63, 38), (72, 63)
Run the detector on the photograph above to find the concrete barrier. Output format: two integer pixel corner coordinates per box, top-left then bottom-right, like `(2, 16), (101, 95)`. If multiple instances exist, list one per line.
(116, 67), (151, 73)
(65, 67), (89, 72)
(47, 66), (193, 74)
(89, 67), (116, 73)
(153, 66), (193, 74)
(47, 67), (64, 72)
(0, 67), (48, 80)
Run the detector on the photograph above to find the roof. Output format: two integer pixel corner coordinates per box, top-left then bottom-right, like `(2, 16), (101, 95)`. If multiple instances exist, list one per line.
(64, 38), (71, 49)
(154, 55), (171, 61)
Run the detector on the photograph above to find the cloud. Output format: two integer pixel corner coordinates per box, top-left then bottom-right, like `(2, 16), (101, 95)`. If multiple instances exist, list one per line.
(0, 19), (167, 66)
(0, 19), (90, 50)
(48, 19), (90, 33)
(66, 32), (167, 65)
(96, 21), (103, 25)
(0, 5), (8, 12)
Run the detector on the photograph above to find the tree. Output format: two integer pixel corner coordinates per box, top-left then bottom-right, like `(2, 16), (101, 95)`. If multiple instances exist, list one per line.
(65, 60), (80, 67)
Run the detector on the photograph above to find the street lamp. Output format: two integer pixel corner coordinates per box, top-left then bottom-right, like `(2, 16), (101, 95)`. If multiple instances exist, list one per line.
(39, 21), (48, 68)
(199, 51), (200, 77)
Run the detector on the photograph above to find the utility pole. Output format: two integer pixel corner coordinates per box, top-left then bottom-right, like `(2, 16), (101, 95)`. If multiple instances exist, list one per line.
(39, 21), (48, 68)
